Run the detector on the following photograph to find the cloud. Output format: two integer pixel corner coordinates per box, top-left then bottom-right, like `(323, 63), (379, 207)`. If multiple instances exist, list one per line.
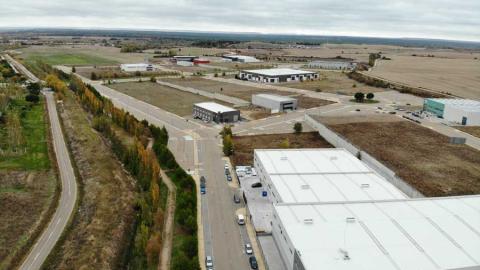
(0, 0), (479, 41)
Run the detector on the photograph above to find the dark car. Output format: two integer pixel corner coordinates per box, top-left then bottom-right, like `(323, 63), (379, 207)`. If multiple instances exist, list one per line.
(233, 193), (241, 203)
(251, 182), (262, 188)
(249, 256), (258, 269)
(226, 175), (232, 181)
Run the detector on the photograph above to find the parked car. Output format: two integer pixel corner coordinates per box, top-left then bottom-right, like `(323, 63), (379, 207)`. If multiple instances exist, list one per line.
(226, 175), (232, 181)
(249, 256), (258, 269)
(237, 214), (245, 225)
(205, 256), (213, 268)
(200, 176), (206, 194)
(245, 243), (253, 255)
(233, 193), (241, 204)
(251, 182), (262, 188)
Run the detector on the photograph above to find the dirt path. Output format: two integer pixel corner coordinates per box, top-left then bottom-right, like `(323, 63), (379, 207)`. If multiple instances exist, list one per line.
(158, 169), (176, 270)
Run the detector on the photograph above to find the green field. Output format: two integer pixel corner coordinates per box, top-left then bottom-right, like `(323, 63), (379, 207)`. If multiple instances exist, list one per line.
(0, 97), (50, 170)
(23, 52), (117, 66)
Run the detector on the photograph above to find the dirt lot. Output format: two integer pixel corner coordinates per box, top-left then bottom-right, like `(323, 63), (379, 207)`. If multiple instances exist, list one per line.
(46, 90), (136, 269)
(160, 77), (333, 109)
(282, 71), (384, 95)
(109, 81), (230, 116)
(17, 45), (157, 65)
(0, 171), (56, 269)
(456, 126), (480, 138)
(322, 117), (480, 197)
(367, 55), (480, 99)
(231, 132), (332, 166)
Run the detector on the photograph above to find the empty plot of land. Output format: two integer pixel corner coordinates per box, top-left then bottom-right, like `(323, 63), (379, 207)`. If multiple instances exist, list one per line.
(282, 71), (384, 95)
(322, 117), (480, 196)
(161, 77), (333, 109)
(456, 126), (480, 138)
(231, 132), (332, 166)
(109, 81), (230, 116)
(367, 56), (480, 99)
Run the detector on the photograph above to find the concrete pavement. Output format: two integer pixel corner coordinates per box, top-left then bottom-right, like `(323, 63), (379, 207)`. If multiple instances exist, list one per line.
(19, 91), (78, 270)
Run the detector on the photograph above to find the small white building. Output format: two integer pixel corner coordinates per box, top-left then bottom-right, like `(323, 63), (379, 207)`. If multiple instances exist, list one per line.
(223, 54), (261, 63)
(239, 68), (318, 83)
(273, 195), (480, 270)
(424, 98), (480, 126)
(308, 60), (357, 70)
(120, 63), (154, 72)
(252, 94), (297, 113)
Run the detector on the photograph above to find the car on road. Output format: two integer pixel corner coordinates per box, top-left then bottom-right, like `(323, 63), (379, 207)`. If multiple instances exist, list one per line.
(245, 243), (253, 255)
(249, 256), (258, 269)
(226, 174), (232, 181)
(200, 176), (206, 194)
(233, 193), (241, 204)
(251, 182), (262, 188)
(205, 256), (213, 268)
(237, 214), (245, 225)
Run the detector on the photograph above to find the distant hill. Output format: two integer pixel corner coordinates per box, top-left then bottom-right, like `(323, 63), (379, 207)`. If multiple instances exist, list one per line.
(1, 28), (479, 49)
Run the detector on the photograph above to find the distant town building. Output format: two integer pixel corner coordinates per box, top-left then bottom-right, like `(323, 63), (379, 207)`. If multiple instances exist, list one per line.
(172, 56), (199, 62)
(239, 68), (318, 83)
(120, 63), (153, 72)
(223, 54), (261, 63)
(193, 102), (240, 123)
(252, 94), (297, 113)
(308, 60), (357, 70)
(423, 98), (480, 125)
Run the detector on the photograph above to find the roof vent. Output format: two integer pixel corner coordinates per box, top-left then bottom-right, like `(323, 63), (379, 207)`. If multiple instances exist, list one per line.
(346, 217), (356, 223)
(360, 183), (370, 188)
(280, 156), (288, 161)
(303, 218), (314, 224)
(339, 249), (350, 260)
(301, 184), (310, 190)
(330, 156), (338, 161)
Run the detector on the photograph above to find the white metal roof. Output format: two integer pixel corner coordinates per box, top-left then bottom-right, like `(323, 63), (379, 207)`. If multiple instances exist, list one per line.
(255, 149), (370, 175)
(194, 102), (237, 113)
(269, 172), (406, 203)
(428, 98), (480, 113)
(120, 63), (150, 67)
(242, 68), (317, 77)
(274, 195), (480, 270)
(253, 94), (297, 103)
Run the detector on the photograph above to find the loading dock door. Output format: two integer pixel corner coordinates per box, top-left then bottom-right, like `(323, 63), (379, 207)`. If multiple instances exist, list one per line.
(462, 117), (467, 125)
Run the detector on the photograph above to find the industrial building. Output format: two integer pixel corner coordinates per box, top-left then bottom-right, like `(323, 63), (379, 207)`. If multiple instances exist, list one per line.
(120, 63), (154, 72)
(223, 54), (260, 63)
(423, 98), (480, 125)
(252, 94), (297, 113)
(239, 68), (318, 83)
(172, 56), (198, 62)
(273, 196), (480, 270)
(253, 149), (406, 204)
(193, 102), (240, 123)
(307, 60), (357, 70)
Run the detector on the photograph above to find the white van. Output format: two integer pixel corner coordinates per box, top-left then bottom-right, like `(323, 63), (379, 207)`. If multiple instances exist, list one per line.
(237, 214), (245, 225)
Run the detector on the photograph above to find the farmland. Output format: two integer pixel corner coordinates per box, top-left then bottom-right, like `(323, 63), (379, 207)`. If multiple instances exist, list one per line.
(231, 132), (332, 166)
(109, 81), (231, 116)
(367, 55), (480, 99)
(321, 116), (480, 197)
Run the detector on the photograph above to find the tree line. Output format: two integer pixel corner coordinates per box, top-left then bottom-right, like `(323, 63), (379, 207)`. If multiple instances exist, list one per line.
(62, 72), (199, 270)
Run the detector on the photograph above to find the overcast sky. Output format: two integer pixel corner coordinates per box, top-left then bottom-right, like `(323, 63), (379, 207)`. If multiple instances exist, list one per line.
(1, 0), (479, 42)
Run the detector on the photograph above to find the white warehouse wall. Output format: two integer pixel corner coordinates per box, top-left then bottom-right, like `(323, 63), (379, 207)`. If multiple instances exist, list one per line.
(444, 105), (480, 125)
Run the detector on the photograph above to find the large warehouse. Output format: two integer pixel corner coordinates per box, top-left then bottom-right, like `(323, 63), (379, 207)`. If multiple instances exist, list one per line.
(239, 68), (318, 83)
(192, 102), (240, 123)
(120, 63), (154, 72)
(273, 196), (480, 270)
(223, 54), (260, 63)
(423, 98), (480, 125)
(252, 94), (297, 112)
(253, 149), (406, 204)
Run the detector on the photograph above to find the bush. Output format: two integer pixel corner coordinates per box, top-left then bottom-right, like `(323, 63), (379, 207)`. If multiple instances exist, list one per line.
(354, 92), (365, 102)
(90, 72), (98, 80)
(25, 94), (40, 103)
(366, 93), (375, 100)
(293, 122), (302, 133)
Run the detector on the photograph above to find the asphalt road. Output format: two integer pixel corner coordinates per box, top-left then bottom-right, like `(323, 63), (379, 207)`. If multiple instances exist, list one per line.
(19, 91), (78, 270)
(4, 54), (40, 83)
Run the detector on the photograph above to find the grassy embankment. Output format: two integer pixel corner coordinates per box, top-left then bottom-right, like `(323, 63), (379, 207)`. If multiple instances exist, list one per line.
(0, 89), (57, 270)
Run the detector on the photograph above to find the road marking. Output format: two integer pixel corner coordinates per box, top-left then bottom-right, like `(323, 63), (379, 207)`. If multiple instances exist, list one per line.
(33, 252), (40, 262)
